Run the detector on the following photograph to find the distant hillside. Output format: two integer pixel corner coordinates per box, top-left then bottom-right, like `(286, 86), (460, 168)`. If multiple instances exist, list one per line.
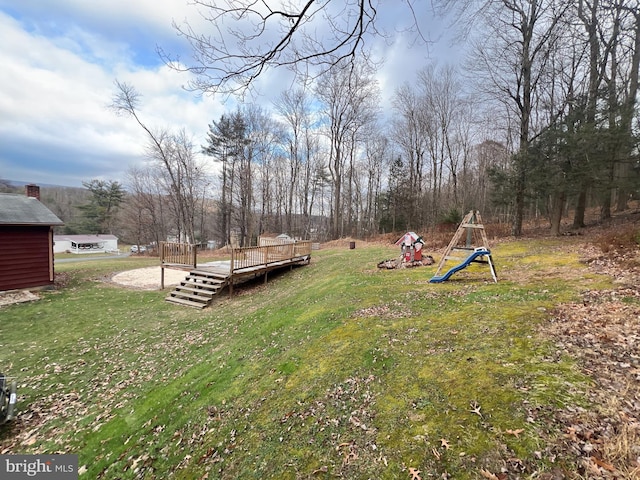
(1, 181), (91, 231)
(3, 180), (81, 189)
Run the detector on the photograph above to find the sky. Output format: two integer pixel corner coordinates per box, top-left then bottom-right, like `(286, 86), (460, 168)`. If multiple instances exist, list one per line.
(0, 1), (458, 189)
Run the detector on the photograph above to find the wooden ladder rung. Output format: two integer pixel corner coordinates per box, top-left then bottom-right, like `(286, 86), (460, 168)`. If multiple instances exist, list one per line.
(433, 210), (495, 282)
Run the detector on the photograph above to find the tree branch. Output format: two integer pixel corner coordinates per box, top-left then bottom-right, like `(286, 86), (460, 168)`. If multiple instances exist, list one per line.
(158, 0), (425, 97)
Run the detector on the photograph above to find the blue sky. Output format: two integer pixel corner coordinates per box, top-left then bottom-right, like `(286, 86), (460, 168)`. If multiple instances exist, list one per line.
(0, 1), (458, 188)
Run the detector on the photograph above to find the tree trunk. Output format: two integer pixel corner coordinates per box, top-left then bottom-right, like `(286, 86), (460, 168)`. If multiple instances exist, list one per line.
(616, 8), (640, 212)
(573, 188), (587, 228)
(549, 190), (566, 236)
(512, 166), (525, 237)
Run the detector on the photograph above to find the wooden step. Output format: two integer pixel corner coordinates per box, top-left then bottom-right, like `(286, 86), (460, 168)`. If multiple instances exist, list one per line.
(172, 285), (218, 296)
(165, 296), (208, 309)
(166, 289), (212, 305)
(190, 269), (229, 280)
(169, 283), (221, 299)
(183, 277), (226, 287)
(165, 269), (230, 308)
(169, 286), (212, 299)
(169, 284), (215, 296)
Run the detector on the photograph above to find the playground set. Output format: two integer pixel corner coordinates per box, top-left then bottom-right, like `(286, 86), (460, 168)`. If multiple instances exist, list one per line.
(378, 232), (434, 269)
(380, 211), (496, 281)
(429, 210), (497, 283)
(396, 231), (425, 262)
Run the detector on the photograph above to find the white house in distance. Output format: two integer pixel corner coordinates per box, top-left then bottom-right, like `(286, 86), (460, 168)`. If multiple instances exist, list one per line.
(258, 233), (295, 246)
(53, 234), (119, 254)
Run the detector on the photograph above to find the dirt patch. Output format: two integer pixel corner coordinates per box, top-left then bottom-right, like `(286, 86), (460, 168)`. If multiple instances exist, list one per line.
(0, 269), (188, 308)
(110, 267), (189, 290)
(0, 291), (40, 307)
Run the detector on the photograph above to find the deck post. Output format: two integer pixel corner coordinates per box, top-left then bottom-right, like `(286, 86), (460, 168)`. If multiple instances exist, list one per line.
(229, 246), (235, 298)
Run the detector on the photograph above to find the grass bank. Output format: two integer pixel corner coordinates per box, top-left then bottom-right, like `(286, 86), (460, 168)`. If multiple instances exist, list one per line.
(0, 239), (611, 478)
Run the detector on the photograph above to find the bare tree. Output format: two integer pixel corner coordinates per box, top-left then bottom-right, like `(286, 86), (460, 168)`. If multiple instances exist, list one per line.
(417, 64), (473, 221)
(561, 0), (640, 226)
(111, 80), (208, 243)
(40, 187), (91, 231)
(361, 132), (390, 236)
(241, 104), (282, 245)
(274, 88), (309, 234)
(470, 139), (511, 219)
(571, 0), (607, 227)
(161, 1), (431, 96)
(298, 119), (323, 239)
(315, 60), (380, 238)
(446, 0), (569, 236)
(391, 84), (428, 225)
(123, 165), (170, 248)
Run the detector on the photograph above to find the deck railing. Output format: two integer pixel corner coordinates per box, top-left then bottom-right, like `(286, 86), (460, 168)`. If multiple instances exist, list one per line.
(230, 241), (312, 273)
(160, 242), (197, 268)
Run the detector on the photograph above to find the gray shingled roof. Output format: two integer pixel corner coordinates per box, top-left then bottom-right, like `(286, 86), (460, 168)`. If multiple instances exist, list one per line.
(0, 193), (64, 226)
(55, 234), (117, 242)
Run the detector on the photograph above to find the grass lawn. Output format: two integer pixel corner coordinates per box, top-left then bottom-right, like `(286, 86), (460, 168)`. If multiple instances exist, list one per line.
(0, 239), (613, 478)
(54, 252), (121, 260)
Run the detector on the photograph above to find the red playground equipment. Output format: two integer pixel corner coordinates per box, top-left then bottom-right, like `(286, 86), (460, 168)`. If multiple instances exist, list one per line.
(395, 232), (424, 262)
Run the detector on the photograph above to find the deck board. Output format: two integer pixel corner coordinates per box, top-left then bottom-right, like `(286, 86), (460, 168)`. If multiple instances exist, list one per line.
(195, 254), (311, 280)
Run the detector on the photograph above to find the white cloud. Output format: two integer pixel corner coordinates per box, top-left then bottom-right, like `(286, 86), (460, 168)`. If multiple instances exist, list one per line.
(0, 1), (463, 187)
(0, 7), (225, 187)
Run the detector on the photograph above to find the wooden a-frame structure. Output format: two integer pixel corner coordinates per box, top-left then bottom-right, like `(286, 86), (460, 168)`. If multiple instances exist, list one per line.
(433, 210), (498, 282)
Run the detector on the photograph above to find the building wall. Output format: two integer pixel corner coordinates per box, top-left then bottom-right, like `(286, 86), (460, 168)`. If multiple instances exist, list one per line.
(53, 236), (119, 254)
(53, 239), (72, 253)
(0, 225), (54, 291)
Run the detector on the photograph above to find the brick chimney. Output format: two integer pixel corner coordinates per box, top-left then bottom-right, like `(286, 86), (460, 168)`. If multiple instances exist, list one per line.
(25, 184), (40, 201)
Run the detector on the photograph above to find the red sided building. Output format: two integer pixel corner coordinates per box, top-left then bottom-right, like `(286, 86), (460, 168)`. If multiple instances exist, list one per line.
(0, 185), (64, 291)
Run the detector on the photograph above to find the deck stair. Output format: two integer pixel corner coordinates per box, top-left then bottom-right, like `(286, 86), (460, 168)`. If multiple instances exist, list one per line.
(165, 269), (230, 309)
(161, 240), (313, 307)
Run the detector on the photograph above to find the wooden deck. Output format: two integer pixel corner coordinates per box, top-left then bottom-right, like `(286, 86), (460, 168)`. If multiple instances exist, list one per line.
(163, 241), (312, 308)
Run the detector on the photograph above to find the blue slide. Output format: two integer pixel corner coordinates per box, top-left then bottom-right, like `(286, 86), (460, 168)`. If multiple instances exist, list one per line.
(429, 248), (491, 283)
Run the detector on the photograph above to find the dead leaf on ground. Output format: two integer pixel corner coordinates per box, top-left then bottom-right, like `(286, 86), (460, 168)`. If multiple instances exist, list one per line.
(408, 467), (422, 480)
(470, 401), (482, 417)
(479, 468), (499, 480)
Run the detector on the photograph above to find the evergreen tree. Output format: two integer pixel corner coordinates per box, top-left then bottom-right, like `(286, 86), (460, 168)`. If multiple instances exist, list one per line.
(76, 180), (125, 234)
(203, 111), (248, 245)
(379, 156), (411, 232)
